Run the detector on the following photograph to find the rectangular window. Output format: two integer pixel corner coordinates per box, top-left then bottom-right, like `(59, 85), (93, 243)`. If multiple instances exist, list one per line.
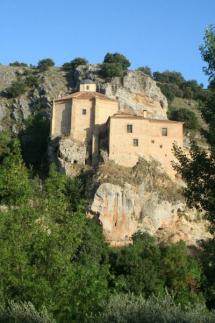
(162, 128), (168, 136)
(82, 109), (87, 115)
(127, 124), (133, 133)
(133, 138), (139, 146)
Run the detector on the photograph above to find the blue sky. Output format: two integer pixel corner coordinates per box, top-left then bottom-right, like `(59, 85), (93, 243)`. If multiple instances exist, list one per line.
(1, 0), (214, 86)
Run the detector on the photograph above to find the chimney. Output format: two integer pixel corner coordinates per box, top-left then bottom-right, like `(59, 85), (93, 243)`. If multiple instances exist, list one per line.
(143, 110), (148, 118)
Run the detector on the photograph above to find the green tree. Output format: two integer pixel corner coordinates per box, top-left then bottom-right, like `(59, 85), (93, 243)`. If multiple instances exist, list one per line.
(0, 159), (110, 322)
(137, 66), (152, 77)
(20, 113), (50, 174)
(9, 61), (28, 67)
(161, 241), (203, 305)
(200, 25), (215, 79)
(37, 59), (55, 72)
(168, 108), (199, 130)
(173, 25), (215, 308)
(4, 79), (27, 98)
(98, 293), (215, 323)
(100, 62), (124, 78)
(100, 52), (130, 78)
(62, 57), (88, 71)
(109, 233), (164, 297)
(0, 139), (32, 205)
(103, 52), (130, 70)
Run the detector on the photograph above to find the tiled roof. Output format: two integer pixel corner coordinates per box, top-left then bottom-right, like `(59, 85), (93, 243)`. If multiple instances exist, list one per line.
(55, 91), (116, 102)
(110, 112), (184, 124)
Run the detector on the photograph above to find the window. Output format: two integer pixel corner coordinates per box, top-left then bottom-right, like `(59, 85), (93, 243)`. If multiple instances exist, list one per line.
(127, 124), (133, 133)
(86, 85), (89, 90)
(133, 139), (139, 146)
(162, 128), (168, 136)
(82, 109), (87, 115)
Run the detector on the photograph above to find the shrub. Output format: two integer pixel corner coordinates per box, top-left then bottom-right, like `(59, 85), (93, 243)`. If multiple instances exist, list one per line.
(4, 79), (27, 98)
(97, 293), (215, 323)
(9, 61), (28, 67)
(100, 52), (130, 78)
(100, 62), (124, 78)
(137, 66), (152, 77)
(0, 301), (54, 323)
(168, 108), (199, 130)
(62, 57), (88, 71)
(103, 52), (130, 70)
(37, 58), (55, 72)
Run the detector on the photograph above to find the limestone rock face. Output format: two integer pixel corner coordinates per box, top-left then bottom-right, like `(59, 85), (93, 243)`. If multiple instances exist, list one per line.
(91, 183), (141, 245)
(75, 65), (168, 119)
(88, 160), (211, 247)
(48, 137), (88, 177)
(0, 64), (167, 134)
(91, 181), (210, 247)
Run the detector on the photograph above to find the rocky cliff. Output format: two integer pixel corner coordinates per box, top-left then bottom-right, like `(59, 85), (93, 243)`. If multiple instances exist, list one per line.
(0, 64), (167, 134)
(82, 159), (210, 247)
(75, 65), (168, 119)
(0, 64), (209, 247)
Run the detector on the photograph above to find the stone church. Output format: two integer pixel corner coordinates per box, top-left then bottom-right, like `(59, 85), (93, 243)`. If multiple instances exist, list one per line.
(51, 80), (183, 178)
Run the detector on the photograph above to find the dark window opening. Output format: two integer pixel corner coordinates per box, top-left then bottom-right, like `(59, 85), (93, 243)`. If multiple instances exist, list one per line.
(86, 85), (89, 90)
(73, 160), (77, 164)
(160, 145), (163, 148)
(127, 124), (133, 133)
(162, 128), (168, 136)
(133, 138), (139, 146)
(82, 109), (87, 115)
(151, 140), (155, 144)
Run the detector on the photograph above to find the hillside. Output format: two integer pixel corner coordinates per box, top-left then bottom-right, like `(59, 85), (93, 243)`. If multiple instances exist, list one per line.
(0, 63), (210, 246)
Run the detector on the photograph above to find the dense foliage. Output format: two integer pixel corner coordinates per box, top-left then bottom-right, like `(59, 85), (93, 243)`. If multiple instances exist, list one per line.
(98, 294), (215, 323)
(0, 133), (209, 321)
(168, 107), (199, 130)
(153, 70), (208, 102)
(1, 28), (215, 322)
(137, 65), (152, 77)
(37, 59), (55, 72)
(173, 25), (215, 310)
(62, 57), (88, 72)
(100, 52), (130, 78)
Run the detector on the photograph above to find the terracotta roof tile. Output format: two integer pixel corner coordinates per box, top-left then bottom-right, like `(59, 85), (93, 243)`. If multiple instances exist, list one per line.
(111, 112), (184, 124)
(55, 91), (116, 102)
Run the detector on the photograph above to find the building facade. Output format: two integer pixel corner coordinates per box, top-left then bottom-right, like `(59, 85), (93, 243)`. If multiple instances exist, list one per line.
(51, 81), (119, 163)
(108, 113), (183, 178)
(51, 81), (183, 178)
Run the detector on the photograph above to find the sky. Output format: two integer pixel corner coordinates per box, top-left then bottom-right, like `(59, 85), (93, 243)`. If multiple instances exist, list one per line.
(0, 0), (215, 87)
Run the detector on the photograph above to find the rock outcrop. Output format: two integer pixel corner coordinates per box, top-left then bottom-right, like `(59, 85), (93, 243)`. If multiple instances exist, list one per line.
(87, 159), (210, 246)
(0, 64), (168, 134)
(75, 65), (168, 119)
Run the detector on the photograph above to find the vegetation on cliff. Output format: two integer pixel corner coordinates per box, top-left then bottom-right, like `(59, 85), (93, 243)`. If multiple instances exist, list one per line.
(0, 131), (213, 321)
(0, 27), (215, 322)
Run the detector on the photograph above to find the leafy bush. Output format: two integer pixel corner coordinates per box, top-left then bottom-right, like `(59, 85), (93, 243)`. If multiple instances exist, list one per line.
(9, 61), (28, 67)
(154, 70), (208, 102)
(37, 58), (55, 72)
(4, 79), (27, 98)
(137, 66), (152, 77)
(0, 301), (54, 323)
(109, 233), (203, 305)
(100, 62), (125, 78)
(62, 57), (88, 71)
(168, 107), (199, 130)
(103, 53), (130, 70)
(20, 113), (50, 174)
(0, 139), (32, 205)
(97, 293), (215, 323)
(100, 52), (130, 78)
